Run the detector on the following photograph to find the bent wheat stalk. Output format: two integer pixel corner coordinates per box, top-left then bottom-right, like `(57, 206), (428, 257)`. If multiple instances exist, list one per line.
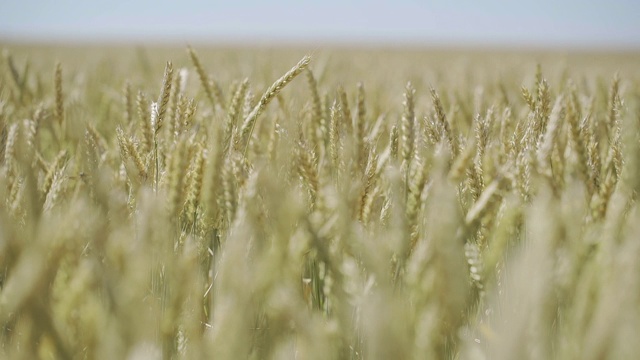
(238, 55), (311, 157)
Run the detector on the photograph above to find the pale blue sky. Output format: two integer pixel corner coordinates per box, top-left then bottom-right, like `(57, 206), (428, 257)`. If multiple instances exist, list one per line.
(1, 0), (639, 48)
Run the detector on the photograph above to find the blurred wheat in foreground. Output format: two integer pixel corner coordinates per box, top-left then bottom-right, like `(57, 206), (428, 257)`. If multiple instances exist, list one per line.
(0, 45), (639, 359)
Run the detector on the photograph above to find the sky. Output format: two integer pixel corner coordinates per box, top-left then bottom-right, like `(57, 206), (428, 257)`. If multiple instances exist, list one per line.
(1, 0), (639, 49)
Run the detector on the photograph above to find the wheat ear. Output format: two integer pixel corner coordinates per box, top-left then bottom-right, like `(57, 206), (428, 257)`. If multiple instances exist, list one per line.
(54, 63), (64, 125)
(167, 136), (189, 219)
(401, 82), (416, 168)
(337, 85), (352, 133)
(329, 99), (341, 174)
(153, 62), (173, 192)
(355, 82), (367, 169)
(430, 87), (456, 156)
(390, 124), (399, 161)
(155, 62), (173, 134)
(42, 150), (67, 196)
(137, 91), (152, 154)
(238, 55), (311, 157)
(224, 78), (249, 151)
(305, 69), (323, 151)
(536, 96), (564, 177)
(183, 143), (205, 226)
(566, 92), (594, 196)
(187, 46), (218, 108)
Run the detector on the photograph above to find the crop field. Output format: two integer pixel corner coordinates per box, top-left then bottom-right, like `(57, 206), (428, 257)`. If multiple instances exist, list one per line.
(0, 44), (639, 359)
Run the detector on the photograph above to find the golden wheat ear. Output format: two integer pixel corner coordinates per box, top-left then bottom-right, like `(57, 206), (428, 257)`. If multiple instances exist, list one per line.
(155, 61), (173, 135)
(238, 55), (311, 157)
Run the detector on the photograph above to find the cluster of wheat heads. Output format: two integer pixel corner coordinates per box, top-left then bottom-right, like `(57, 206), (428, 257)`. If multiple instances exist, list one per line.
(1, 46), (640, 359)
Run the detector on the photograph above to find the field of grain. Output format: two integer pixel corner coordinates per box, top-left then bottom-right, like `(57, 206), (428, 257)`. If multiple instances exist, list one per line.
(1, 44), (639, 359)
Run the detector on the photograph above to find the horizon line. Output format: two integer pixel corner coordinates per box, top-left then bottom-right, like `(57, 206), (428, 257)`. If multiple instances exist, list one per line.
(3, 33), (640, 53)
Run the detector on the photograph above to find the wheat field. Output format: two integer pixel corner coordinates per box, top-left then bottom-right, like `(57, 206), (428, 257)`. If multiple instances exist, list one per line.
(1, 44), (639, 359)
